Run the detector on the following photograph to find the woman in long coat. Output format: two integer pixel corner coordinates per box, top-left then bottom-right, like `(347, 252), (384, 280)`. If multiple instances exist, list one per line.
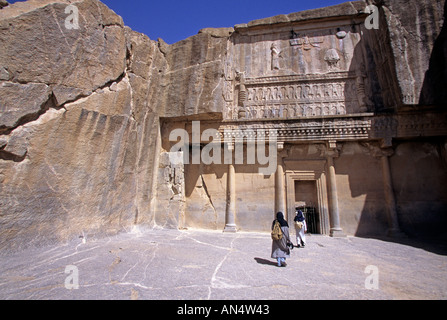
(271, 212), (291, 267)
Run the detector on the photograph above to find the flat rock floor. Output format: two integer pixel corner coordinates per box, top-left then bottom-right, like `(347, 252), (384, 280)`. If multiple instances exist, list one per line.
(0, 228), (446, 300)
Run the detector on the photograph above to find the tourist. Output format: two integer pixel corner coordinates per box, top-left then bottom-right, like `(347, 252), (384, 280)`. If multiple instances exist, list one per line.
(271, 212), (291, 267)
(294, 209), (307, 248)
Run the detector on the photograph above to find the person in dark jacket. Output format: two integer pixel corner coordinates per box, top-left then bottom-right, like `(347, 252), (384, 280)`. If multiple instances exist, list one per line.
(271, 212), (292, 267)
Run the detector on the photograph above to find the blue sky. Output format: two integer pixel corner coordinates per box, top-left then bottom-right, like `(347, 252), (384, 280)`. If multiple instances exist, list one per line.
(8, 0), (348, 44)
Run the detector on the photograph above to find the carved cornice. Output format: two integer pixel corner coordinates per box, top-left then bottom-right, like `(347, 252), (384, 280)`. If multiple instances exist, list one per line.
(163, 110), (447, 150)
(244, 72), (357, 85)
(218, 115), (373, 143)
(371, 111), (447, 143)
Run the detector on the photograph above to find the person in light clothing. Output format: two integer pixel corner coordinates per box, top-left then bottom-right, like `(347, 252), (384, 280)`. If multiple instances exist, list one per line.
(294, 208), (307, 247)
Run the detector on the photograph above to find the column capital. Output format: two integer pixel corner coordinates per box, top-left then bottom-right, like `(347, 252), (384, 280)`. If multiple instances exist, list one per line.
(278, 143), (290, 160)
(277, 141), (284, 151)
(327, 140), (337, 150)
(324, 140), (340, 158)
(380, 136), (393, 149)
(360, 141), (394, 158)
(225, 142), (234, 151)
(380, 147), (395, 158)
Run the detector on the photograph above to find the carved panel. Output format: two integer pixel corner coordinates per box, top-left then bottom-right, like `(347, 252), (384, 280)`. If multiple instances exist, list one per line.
(227, 72), (364, 120)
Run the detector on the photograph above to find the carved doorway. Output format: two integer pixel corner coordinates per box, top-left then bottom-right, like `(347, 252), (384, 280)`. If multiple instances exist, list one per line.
(285, 160), (330, 235)
(294, 180), (320, 234)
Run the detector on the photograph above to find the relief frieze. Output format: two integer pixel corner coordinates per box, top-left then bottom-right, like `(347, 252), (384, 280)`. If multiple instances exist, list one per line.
(226, 72), (365, 120)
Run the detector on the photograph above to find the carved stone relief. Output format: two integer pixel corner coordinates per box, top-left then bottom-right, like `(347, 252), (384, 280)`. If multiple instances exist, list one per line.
(225, 73), (363, 120)
(289, 34), (324, 50)
(225, 23), (372, 120)
(271, 43), (281, 70)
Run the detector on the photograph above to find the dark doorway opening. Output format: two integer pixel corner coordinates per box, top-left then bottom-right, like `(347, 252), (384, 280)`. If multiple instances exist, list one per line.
(294, 180), (321, 234)
(302, 207), (320, 234)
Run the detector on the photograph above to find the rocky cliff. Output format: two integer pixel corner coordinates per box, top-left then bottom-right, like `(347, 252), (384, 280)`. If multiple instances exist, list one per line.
(372, 0), (446, 106)
(0, 0), (227, 252)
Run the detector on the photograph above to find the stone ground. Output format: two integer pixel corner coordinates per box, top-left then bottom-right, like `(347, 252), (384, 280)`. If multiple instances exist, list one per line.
(0, 227), (446, 300)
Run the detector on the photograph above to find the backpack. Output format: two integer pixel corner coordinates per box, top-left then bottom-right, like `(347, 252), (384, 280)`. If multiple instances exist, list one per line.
(295, 221), (304, 230)
(271, 220), (283, 241)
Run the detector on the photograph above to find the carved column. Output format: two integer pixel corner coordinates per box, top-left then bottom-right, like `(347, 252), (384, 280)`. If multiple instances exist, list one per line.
(363, 142), (405, 237)
(380, 148), (404, 237)
(224, 151), (237, 232)
(275, 143), (287, 219)
(275, 161), (287, 218)
(326, 142), (345, 237)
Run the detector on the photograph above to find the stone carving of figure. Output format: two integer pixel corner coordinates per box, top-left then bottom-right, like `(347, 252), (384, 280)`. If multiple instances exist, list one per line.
(267, 87), (273, 100)
(271, 43), (281, 70)
(223, 81), (233, 102)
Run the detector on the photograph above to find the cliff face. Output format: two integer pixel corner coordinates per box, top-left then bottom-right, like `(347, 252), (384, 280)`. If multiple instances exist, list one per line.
(0, 0), (445, 252)
(0, 0), (227, 252)
(373, 0), (446, 106)
(0, 0), (144, 251)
